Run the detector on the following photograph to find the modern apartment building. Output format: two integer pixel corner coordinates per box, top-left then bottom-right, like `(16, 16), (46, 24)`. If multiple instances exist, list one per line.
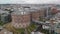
(0, 9), (11, 23)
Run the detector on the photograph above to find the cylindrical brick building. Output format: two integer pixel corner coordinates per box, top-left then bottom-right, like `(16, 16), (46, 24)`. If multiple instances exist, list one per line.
(11, 7), (31, 28)
(11, 7), (45, 28)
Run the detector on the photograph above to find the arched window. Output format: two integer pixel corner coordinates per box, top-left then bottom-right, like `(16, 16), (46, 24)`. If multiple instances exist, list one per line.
(21, 11), (26, 15)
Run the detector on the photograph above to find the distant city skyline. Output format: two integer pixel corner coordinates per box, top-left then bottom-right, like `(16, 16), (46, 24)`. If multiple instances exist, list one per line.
(0, 0), (60, 4)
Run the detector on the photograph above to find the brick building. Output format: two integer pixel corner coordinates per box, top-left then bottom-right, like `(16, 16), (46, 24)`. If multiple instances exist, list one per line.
(51, 7), (58, 14)
(31, 9), (45, 21)
(11, 6), (58, 28)
(11, 6), (45, 28)
(11, 6), (48, 28)
(11, 11), (31, 28)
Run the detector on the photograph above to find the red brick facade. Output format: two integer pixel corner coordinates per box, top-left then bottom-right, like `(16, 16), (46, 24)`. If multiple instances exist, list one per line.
(11, 7), (59, 28)
(51, 7), (58, 14)
(32, 11), (40, 21)
(31, 10), (45, 21)
(11, 7), (58, 28)
(11, 14), (31, 28)
(11, 10), (45, 28)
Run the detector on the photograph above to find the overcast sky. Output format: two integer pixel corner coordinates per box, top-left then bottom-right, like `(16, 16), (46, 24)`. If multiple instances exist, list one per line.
(0, 0), (60, 4)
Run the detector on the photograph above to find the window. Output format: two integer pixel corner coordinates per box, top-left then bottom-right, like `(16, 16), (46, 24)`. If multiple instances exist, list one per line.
(21, 12), (24, 15)
(21, 12), (26, 15)
(4, 32), (7, 34)
(31, 32), (34, 34)
(57, 23), (60, 28)
(9, 32), (13, 34)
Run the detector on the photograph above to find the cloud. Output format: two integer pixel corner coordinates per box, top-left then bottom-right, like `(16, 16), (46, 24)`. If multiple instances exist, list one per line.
(0, 0), (25, 4)
(24, 0), (60, 4)
(0, 0), (60, 4)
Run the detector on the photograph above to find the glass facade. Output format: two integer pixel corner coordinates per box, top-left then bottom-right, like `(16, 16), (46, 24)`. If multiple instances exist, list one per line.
(1, 14), (10, 23)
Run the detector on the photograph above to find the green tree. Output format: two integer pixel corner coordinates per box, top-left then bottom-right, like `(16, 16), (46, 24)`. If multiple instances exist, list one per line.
(0, 21), (4, 26)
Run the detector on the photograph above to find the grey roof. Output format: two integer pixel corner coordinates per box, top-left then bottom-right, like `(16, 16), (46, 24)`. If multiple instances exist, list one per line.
(11, 5), (53, 15)
(12, 7), (40, 15)
(0, 9), (9, 14)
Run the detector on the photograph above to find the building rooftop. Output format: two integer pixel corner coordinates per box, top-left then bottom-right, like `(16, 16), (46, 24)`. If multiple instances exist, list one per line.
(0, 9), (9, 14)
(11, 7), (41, 15)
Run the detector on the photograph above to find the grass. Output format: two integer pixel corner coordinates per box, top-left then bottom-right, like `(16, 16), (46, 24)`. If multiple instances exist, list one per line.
(27, 24), (36, 31)
(39, 17), (46, 22)
(16, 28), (25, 33)
(20, 32), (25, 34)
(4, 23), (37, 34)
(38, 28), (50, 34)
(4, 23), (50, 34)
(15, 23), (37, 34)
(26, 23), (37, 34)
(39, 17), (50, 34)
(26, 28), (31, 34)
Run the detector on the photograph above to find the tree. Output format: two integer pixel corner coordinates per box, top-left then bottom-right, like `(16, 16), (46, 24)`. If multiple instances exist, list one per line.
(0, 21), (4, 26)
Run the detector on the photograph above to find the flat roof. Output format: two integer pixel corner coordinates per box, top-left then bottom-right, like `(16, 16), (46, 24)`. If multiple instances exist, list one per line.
(0, 9), (9, 14)
(11, 7), (40, 15)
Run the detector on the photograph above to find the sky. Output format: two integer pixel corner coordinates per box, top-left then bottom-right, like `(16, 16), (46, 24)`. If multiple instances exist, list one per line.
(0, 0), (60, 4)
